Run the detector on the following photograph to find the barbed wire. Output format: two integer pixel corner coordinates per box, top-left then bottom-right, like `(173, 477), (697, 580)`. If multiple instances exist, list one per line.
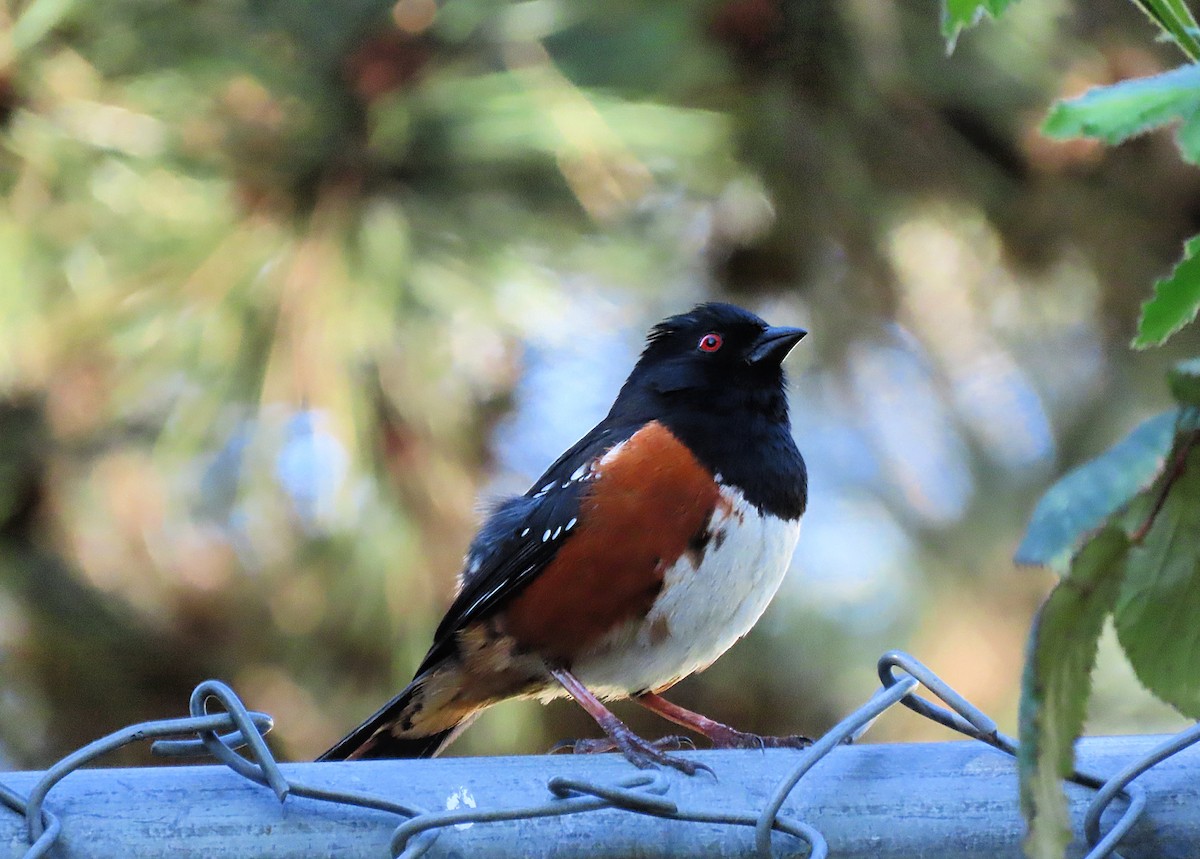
(1, 650), (1195, 859)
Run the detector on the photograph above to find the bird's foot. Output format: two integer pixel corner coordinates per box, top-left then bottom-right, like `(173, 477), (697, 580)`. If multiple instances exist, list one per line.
(551, 734), (693, 755)
(552, 730), (709, 776)
(706, 726), (814, 750)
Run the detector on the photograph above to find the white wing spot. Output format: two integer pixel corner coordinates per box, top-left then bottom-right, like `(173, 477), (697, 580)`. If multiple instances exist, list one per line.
(521, 527), (530, 537)
(571, 463), (589, 481)
(542, 529), (552, 542)
(599, 439), (628, 466)
(552, 526), (562, 539)
(566, 517), (577, 531)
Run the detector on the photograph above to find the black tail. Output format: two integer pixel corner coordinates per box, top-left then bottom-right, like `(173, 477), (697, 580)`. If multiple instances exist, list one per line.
(317, 681), (460, 762)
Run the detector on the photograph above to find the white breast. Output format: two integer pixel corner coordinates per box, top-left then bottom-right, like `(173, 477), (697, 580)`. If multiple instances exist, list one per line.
(564, 485), (801, 701)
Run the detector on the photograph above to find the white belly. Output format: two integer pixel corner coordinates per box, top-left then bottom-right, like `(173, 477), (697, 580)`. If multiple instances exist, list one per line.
(563, 485), (801, 700)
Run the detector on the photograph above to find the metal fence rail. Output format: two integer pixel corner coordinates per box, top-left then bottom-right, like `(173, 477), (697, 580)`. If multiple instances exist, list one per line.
(1, 652), (1197, 858)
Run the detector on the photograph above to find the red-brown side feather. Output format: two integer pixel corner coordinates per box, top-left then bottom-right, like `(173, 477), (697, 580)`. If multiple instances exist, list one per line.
(501, 420), (720, 662)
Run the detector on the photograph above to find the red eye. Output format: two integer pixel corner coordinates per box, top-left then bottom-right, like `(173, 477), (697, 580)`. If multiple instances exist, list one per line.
(698, 332), (723, 352)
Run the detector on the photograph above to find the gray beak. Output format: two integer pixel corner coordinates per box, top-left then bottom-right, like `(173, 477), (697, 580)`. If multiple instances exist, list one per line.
(747, 325), (807, 365)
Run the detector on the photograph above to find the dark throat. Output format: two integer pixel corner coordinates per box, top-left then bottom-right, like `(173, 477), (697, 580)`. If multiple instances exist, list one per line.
(658, 388), (807, 521)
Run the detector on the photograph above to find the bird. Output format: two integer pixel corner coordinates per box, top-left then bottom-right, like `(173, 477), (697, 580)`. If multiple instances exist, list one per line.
(319, 302), (809, 773)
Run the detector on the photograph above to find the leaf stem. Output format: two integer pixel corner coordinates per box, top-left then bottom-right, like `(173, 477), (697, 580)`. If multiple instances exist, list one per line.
(1131, 429), (1200, 543)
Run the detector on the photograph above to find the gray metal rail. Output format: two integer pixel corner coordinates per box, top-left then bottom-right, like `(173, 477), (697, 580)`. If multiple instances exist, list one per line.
(2, 653), (1196, 858)
(1, 736), (1197, 858)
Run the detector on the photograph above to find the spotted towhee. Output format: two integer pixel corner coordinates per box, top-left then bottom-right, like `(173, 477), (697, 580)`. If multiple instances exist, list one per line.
(319, 302), (808, 773)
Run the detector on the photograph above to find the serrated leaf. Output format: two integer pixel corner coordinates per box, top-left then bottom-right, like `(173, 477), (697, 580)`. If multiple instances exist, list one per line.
(1042, 65), (1200, 154)
(1114, 442), (1200, 717)
(1134, 235), (1200, 348)
(1019, 528), (1129, 859)
(1169, 358), (1200, 406)
(1015, 412), (1176, 569)
(940, 0), (1016, 53)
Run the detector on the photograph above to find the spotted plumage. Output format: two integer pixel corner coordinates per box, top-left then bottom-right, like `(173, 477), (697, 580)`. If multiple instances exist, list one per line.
(319, 303), (808, 771)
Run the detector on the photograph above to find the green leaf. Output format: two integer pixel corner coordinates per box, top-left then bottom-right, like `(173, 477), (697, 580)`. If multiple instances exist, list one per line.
(1015, 412), (1176, 569)
(940, 0), (1016, 53)
(1042, 65), (1200, 161)
(1129, 0), (1200, 61)
(1134, 236), (1200, 348)
(1114, 442), (1200, 717)
(1169, 358), (1200, 406)
(1019, 528), (1129, 859)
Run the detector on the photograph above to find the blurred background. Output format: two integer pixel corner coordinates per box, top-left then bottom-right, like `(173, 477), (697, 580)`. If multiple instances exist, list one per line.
(1, 0), (1199, 768)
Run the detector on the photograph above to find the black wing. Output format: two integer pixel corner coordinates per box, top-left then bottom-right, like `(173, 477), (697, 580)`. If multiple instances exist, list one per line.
(413, 418), (640, 677)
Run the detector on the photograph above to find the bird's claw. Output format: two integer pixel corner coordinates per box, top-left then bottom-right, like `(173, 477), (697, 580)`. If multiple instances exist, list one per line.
(550, 734), (694, 754)
(708, 729), (814, 751)
(550, 733), (709, 776)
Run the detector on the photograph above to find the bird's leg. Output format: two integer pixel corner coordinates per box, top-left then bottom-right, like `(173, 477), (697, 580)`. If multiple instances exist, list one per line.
(635, 691), (813, 750)
(548, 667), (711, 776)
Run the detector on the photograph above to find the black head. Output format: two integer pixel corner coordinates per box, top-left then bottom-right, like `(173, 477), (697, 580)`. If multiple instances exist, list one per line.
(610, 302), (806, 422)
(604, 302), (807, 517)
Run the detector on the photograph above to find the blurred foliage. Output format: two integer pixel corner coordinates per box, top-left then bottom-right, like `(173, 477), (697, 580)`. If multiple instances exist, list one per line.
(1, 0), (1200, 778)
(945, 1), (1200, 855)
